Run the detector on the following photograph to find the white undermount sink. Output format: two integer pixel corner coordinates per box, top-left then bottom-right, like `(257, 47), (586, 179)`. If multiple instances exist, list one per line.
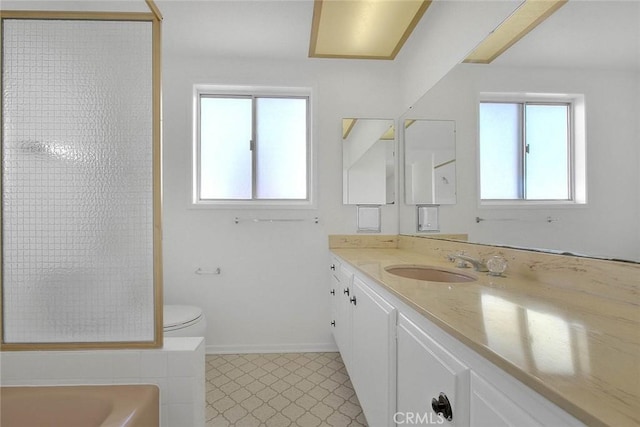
(384, 264), (476, 283)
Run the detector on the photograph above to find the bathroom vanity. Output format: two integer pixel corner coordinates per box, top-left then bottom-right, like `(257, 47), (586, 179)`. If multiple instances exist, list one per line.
(328, 235), (639, 427)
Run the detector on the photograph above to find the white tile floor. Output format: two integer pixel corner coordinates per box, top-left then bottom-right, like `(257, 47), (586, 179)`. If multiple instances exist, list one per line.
(205, 353), (367, 426)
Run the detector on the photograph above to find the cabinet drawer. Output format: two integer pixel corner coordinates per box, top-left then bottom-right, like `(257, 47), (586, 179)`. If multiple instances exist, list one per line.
(470, 372), (542, 427)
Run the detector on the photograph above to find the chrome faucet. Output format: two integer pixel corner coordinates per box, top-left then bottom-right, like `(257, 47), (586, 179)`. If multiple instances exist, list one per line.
(450, 253), (488, 272)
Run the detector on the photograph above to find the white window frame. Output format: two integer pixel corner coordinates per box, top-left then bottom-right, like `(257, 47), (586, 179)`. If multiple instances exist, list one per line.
(477, 92), (587, 208)
(192, 85), (314, 209)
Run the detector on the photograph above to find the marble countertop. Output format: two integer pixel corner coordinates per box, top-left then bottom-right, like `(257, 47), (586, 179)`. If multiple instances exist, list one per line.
(331, 246), (639, 427)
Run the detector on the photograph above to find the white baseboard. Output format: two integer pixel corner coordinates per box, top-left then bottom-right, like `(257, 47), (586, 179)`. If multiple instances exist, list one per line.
(206, 342), (338, 355)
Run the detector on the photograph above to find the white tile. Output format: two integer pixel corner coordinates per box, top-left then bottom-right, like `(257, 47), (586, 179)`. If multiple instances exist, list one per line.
(78, 378), (114, 385)
(58, 352), (114, 380)
(195, 375), (205, 403)
(194, 403), (205, 427)
(167, 351), (198, 378)
(167, 376), (195, 405)
(193, 376), (205, 427)
(0, 379), (33, 385)
(32, 379), (71, 386)
(163, 337), (203, 352)
(194, 338), (205, 355)
(194, 344), (205, 383)
(1, 352), (44, 380)
(112, 378), (142, 385)
(38, 352), (76, 380)
(110, 351), (141, 378)
(147, 377), (168, 405)
(2, 351), (118, 383)
(161, 405), (169, 427)
(140, 351), (167, 378)
(50, 378), (91, 385)
(168, 403), (195, 427)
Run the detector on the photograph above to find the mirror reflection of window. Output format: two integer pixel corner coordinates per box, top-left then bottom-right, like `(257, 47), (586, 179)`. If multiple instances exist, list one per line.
(479, 101), (572, 201)
(526, 310), (575, 375)
(481, 294), (591, 376)
(481, 295), (528, 367)
(342, 118), (395, 205)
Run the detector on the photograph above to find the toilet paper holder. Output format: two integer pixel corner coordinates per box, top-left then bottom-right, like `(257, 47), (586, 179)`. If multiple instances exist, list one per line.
(195, 267), (221, 275)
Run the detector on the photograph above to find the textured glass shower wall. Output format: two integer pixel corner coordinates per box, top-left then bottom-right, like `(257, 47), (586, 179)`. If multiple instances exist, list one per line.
(2, 19), (155, 343)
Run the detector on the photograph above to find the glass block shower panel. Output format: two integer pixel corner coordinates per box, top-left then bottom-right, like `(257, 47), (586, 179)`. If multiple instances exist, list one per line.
(2, 19), (155, 343)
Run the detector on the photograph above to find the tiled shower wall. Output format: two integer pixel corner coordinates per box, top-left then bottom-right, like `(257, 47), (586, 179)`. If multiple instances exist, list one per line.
(2, 19), (155, 342)
(0, 338), (205, 426)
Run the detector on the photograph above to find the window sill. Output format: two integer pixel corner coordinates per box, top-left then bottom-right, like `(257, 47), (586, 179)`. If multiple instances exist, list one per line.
(190, 199), (316, 210)
(478, 200), (587, 209)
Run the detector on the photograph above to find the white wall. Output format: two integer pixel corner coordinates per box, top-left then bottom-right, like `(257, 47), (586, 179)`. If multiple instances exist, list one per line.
(162, 55), (402, 353)
(400, 64), (640, 262)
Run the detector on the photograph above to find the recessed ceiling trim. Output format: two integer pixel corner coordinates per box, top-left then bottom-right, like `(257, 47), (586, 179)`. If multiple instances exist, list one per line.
(309, 0), (432, 60)
(464, 0), (567, 64)
(309, 0), (324, 58)
(342, 118), (357, 139)
(380, 125), (395, 140)
(404, 119), (416, 128)
(389, 1), (432, 60)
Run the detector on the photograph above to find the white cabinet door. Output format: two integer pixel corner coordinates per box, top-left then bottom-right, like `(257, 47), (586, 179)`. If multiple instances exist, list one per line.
(397, 314), (470, 426)
(470, 372), (543, 427)
(351, 276), (397, 427)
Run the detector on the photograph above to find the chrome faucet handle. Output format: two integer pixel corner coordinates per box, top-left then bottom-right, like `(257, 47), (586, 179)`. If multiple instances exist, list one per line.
(474, 259), (489, 272)
(452, 251), (470, 268)
(456, 258), (470, 268)
(452, 253), (488, 272)
(448, 251), (465, 263)
(487, 255), (508, 276)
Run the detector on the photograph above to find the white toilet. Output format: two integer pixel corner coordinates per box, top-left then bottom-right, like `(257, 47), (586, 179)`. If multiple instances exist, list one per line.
(163, 304), (206, 338)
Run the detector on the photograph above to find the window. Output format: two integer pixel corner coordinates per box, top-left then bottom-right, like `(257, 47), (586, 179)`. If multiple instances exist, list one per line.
(194, 86), (311, 205)
(479, 100), (576, 202)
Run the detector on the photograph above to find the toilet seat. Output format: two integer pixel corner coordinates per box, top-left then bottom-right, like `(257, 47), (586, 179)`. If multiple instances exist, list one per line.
(163, 305), (203, 332)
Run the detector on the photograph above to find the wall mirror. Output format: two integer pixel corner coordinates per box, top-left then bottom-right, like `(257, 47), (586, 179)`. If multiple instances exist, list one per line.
(342, 118), (395, 205)
(404, 119), (456, 205)
(397, 1), (640, 263)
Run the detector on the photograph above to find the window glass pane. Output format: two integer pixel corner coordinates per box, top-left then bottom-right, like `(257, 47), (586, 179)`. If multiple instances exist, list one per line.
(525, 104), (569, 200)
(200, 97), (252, 199)
(479, 103), (522, 199)
(255, 97), (308, 199)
